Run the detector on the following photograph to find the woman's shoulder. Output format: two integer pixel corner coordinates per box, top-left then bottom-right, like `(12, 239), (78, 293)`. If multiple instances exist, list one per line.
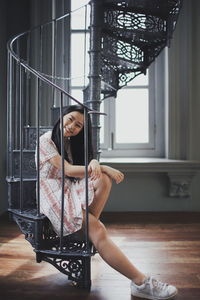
(38, 129), (59, 158)
(39, 130), (58, 153)
(41, 130), (52, 137)
(40, 130), (53, 142)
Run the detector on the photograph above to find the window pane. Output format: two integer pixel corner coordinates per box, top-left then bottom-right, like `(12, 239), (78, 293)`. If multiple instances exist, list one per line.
(71, 0), (89, 11)
(100, 101), (104, 144)
(71, 33), (89, 86)
(116, 89), (149, 143)
(71, 4), (90, 30)
(70, 89), (83, 103)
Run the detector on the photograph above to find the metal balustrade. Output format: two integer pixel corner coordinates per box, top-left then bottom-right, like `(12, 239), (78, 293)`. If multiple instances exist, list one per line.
(7, 4), (99, 289)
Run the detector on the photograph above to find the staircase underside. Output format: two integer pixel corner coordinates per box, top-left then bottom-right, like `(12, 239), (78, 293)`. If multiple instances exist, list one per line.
(100, 0), (183, 96)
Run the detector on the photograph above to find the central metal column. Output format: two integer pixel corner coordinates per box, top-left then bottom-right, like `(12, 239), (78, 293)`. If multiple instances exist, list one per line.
(86, 0), (103, 159)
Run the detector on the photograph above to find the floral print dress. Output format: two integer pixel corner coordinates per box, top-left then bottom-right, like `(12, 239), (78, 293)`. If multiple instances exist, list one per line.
(37, 131), (95, 236)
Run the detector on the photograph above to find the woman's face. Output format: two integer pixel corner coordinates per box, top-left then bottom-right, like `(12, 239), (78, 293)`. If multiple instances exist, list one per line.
(62, 111), (84, 137)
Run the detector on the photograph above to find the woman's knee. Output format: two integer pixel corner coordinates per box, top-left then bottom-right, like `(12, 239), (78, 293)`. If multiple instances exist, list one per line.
(88, 215), (107, 246)
(94, 172), (112, 191)
(103, 172), (112, 187)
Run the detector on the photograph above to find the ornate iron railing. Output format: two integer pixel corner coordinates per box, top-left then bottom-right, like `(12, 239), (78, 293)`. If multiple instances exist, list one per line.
(7, 4), (99, 289)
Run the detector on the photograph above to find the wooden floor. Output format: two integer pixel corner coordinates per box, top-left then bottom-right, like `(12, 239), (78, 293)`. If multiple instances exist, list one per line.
(0, 213), (200, 300)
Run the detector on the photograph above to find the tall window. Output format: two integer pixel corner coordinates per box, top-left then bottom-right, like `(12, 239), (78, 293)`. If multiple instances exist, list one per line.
(70, 0), (90, 103)
(100, 51), (166, 158)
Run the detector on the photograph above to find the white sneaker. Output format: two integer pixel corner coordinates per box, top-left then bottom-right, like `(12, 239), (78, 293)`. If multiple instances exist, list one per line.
(131, 276), (178, 299)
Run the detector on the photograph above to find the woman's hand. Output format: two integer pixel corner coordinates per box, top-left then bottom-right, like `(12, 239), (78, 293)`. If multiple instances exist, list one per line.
(88, 159), (102, 180)
(101, 165), (124, 184)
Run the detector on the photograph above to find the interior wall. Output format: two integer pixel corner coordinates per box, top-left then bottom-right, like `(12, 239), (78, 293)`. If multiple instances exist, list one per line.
(0, 0), (7, 215)
(104, 172), (200, 212)
(0, 0), (31, 215)
(190, 0), (200, 160)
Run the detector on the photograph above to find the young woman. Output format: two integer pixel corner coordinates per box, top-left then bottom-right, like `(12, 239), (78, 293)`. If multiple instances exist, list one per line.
(38, 105), (178, 299)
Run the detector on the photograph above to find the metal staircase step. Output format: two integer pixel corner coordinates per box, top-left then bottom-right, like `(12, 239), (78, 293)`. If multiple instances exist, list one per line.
(102, 28), (167, 46)
(103, 0), (181, 18)
(35, 248), (93, 257)
(9, 209), (95, 258)
(8, 208), (44, 220)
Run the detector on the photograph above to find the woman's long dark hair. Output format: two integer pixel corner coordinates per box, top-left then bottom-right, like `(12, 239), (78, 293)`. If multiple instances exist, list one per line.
(51, 105), (94, 167)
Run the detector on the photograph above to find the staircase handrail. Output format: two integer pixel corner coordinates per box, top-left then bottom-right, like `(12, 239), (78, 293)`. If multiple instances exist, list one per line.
(7, 4), (93, 111)
(7, 3), (100, 258)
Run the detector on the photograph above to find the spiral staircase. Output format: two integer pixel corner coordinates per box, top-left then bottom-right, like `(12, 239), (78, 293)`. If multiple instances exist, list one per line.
(100, 0), (183, 97)
(7, 0), (183, 290)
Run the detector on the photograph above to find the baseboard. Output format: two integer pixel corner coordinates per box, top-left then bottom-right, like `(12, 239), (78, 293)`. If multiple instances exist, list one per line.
(1, 210), (200, 224)
(0, 211), (13, 223)
(100, 211), (200, 224)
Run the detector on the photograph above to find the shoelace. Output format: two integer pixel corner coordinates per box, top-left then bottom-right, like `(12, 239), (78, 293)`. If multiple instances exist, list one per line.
(150, 277), (168, 292)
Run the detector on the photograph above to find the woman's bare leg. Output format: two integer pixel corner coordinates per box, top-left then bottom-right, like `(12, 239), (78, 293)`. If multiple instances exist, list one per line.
(89, 173), (112, 219)
(85, 173), (145, 284)
(82, 211), (145, 285)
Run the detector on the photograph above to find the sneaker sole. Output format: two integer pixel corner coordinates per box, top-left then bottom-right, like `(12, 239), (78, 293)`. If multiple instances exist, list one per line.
(131, 289), (178, 300)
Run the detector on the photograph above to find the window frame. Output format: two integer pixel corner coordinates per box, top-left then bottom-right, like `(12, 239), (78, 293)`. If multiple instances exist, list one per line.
(69, 2), (90, 104)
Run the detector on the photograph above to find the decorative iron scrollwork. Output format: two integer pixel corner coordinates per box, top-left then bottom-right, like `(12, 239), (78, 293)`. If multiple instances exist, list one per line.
(104, 10), (166, 34)
(13, 215), (35, 245)
(14, 216), (33, 234)
(24, 126), (52, 150)
(101, 0), (183, 95)
(43, 256), (84, 280)
(13, 151), (36, 178)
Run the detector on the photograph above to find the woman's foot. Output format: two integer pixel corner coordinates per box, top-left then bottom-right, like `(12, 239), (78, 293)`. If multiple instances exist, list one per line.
(131, 276), (178, 299)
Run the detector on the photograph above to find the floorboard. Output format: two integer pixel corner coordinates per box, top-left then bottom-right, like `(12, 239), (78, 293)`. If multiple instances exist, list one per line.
(0, 213), (200, 300)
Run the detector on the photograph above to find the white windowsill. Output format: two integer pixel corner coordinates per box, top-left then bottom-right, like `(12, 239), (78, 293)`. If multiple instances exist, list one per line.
(100, 157), (200, 172)
(100, 158), (200, 197)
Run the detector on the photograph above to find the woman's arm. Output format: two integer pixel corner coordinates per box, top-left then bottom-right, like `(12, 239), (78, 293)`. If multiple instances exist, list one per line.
(50, 154), (88, 178)
(81, 159), (124, 184)
(101, 165), (124, 184)
(49, 155), (124, 183)
(87, 160), (124, 184)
